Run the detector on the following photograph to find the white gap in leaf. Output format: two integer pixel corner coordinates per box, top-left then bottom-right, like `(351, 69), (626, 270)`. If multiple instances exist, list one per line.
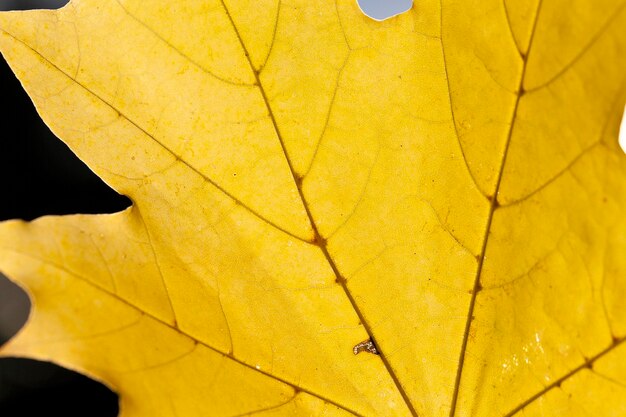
(619, 107), (626, 153)
(357, 0), (413, 21)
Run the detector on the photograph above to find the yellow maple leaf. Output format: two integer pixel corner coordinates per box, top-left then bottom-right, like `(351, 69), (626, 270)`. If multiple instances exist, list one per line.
(1, 0), (626, 416)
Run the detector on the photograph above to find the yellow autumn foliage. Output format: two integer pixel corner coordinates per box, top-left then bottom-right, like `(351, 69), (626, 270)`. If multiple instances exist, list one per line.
(1, 1), (626, 416)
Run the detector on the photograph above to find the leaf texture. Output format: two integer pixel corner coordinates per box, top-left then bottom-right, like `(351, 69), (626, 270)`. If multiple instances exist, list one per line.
(0, 1), (625, 416)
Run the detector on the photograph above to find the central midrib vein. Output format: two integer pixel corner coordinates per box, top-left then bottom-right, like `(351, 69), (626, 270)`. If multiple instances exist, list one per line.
(447, 2), (544, 416)
(218, 2), (420, 416)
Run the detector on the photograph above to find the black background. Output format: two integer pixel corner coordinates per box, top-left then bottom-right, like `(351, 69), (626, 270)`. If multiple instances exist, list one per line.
(0, 1), (127, 415)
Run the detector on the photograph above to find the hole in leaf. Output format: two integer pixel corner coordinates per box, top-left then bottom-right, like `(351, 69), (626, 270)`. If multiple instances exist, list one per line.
(357, 0), (413, 21)
(0, 0), (69, 11)
(0, 358), (119, 417)
(0, 274), (30, 347)
(0, 51), (131, 221)
(619, 107), (626, 153)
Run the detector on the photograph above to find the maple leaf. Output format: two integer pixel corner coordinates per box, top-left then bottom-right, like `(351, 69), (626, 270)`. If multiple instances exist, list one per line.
(1, 1), (626, 416)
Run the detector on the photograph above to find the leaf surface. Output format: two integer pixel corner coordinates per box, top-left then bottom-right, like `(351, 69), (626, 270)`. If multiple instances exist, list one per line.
(1, 1), (626, 416)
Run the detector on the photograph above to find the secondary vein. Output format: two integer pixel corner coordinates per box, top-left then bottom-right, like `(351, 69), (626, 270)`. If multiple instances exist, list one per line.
(447, 1), (544, 415)
(216, 2), (420, 416)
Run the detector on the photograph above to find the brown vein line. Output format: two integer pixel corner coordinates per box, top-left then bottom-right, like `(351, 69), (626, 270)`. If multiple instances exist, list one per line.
(215, 274), (234, 355)
(472, 50), (517, 94)
(502, 0), (524, 58)
(118, 342), (198, 375)
(501, 72), (626, 208)
(86, 232), (117, 293)
(418, 197), (476, 257)
(525, 1), (626, 94)
(301, 53), (350, 179)
(481, 231), (566, 291)
(503, 337), (626, 417)
(135, 206), (178, 327)
(230, 391), (298, 417)
(217, 2), (419, 416)
(113, 0), (254, 87)
(590, 368), (626, 390)
(334, 0), (351, 50)
(500, 140), (602, 208)
(439, 1), (489, 200)
(258, 0), (281, 72)
(326, 147), (380, 240)
(5, 315), (143, 347)
(0, 247), (363, 417)
(447, 1), (544, 416)
(0, 29), (310, 245)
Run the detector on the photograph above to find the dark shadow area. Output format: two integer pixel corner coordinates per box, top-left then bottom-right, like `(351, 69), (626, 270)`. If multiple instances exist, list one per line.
(0, 274), (29, 346)
(0, 43), (131, 221)
(0, 0), (69, 11)
(0, 358), (119, 417)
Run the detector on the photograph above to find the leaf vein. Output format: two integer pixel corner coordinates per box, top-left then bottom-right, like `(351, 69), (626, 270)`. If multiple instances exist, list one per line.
(114, 0), (255, 87)
(448, 1), (544, 415)
(0, 29), (310, 244)
(135, 206), (179, 327)
(301, 52), (351, 179)
(216, 2), (420, 414)
(525, 1), (626, 93)
(504, 338), (626, 416)
(229, 391), (298, 417)
(258, 0), (281, 72)
(439, 3), (489, 199)
(0, 246), (363, 417)
(502, 0), (524, 57)
(500, 140), (602, 208)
